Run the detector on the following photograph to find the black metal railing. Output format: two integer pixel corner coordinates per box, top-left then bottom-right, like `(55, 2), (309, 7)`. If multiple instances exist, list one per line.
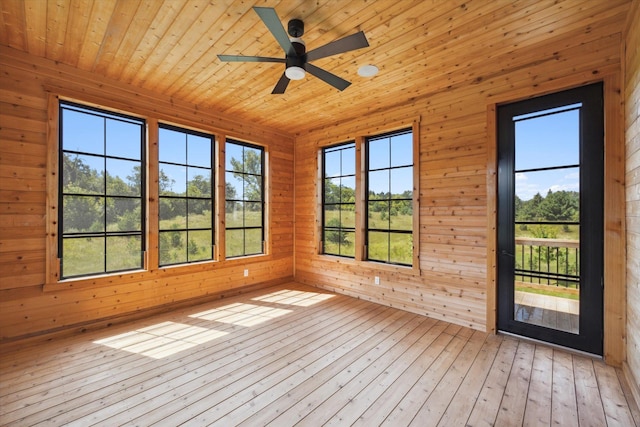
(514, 237), (580, 288)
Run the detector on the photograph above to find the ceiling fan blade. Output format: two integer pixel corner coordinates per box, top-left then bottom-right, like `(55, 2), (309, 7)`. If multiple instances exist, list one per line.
(253, 7), (296, 57)
(217, 55), (286, 63)
(306, 31), (369, 62)
(272, 73), (290, 94)
(306, 63), (351, 91)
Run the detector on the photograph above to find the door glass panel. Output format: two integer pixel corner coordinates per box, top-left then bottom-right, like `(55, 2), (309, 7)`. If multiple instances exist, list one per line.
(513, 105), (581, 334)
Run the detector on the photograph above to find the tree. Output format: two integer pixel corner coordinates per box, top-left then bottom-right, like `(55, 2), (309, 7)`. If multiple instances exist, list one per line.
(229, 148), (262, 202)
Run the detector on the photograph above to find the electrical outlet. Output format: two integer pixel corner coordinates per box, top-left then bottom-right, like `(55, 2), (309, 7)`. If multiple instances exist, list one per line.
(243, 269), (249, 277)
(374, 276), (380, 285)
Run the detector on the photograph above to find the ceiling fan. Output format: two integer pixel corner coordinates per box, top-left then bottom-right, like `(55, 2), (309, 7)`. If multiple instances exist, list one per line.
(217, 7), (369, 94)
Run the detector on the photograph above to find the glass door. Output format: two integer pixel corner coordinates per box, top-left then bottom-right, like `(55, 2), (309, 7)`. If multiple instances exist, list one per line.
(497, 83), (603, 355)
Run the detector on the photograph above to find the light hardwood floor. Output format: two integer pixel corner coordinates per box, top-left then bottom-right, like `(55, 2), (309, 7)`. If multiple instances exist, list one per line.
(1, 283), (638, 426)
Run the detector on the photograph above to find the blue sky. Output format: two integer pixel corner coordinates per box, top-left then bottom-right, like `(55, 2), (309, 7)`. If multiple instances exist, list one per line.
(514, 106), (580, 200)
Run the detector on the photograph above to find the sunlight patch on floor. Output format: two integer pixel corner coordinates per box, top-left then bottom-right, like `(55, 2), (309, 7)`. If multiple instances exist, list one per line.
(93, 321), (228, 359)
(251, 289), (336, 306)
(189, 303), (292, 326)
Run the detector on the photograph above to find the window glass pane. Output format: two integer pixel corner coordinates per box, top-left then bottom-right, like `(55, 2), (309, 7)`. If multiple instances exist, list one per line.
(324, 178), (340, 204)
(62, 154), (104, 194)
(159, 230), (187, 264)
(340, 231), (355, 257)
(63, 196), (104, 233)
(341, 146), (356, 176)
(226, 201), (244, 228)
(107, 198), (141, 231)
(244, 175), (262, 201)
(187, 169), (211, 197)
(159, 127), (186, 163)
(62, 237), (105, 277)
(324, 150), (341, 177)
(368, 137), (390, 170)
(62, 109), (104, 155)
(515, 168), (580, 220)
(159, 199), (186, 227)
(515, 107), (579, 171)
(368, 231), (389, 262)
(160, 164), (186, 196)
(390, 200), (413, 231)
(106, 236), (142, 271)
(187, 230), (212, 262)
(368, 201), (390, 230)
(324, 230), (340, 255)
(188, 200), (212, 228)
(226, 172), (244, 200)
(245, 229), (263, 254)
(106, 119), (141, 160)
(341, 176), (355, 203)
(390, 167), (412, 198)
(106, 158), (140, 196)
(324, 207), (339, 228)
(187, 134), (211, 168)
(368, 170), (389, 199)
(243, 147), (262, 175)
(245, 202), (262, 227)
(390, 233), (412, 265)
(226, 229), (244, 257)
(225, 143), (244, 171)
(340, 205), (355, 228)
(390, 132), (413, 167)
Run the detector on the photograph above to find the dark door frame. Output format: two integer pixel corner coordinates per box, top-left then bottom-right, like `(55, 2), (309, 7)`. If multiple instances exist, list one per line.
(496, 82), (604, 355)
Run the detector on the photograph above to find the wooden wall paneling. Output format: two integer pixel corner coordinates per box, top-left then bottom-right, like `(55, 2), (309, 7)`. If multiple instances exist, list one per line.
(624, 0), (640, 407)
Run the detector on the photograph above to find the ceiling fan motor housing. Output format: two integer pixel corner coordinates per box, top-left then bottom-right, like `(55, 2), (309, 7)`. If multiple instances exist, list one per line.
(288, 19), (304, 37)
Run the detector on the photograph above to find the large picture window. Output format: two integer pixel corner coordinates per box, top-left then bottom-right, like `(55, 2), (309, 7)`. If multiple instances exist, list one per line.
(59, 102), (145, 278)
(158, 125), (214, 266)
(322, 142), (356, 257)
(225, 140), (265, 257)
(366, 129), (414, 265)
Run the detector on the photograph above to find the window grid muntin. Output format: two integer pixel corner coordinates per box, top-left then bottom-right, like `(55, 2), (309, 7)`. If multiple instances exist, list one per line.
(59, 101), (146, 279)
(365, 129), (413, 266)
(225, 139), (265, 258)
(322, 142), (356, 258)
(158, 124), (214, 266)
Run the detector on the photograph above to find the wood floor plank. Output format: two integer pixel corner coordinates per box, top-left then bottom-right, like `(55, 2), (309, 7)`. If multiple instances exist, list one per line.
(550, 349), (579, 427)
(523, 345), (553, 426)
(0, 282), (637, 427)
(593, 360), (637, 426)
(573, 355), (608, 427)
(494, 340), (536, 426)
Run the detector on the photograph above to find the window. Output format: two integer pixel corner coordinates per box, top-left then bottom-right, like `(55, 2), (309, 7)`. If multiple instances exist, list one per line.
(225, 140), (265, 257)
(59, 102), (145, 278)
(366, 129), (414, 265)
(158, 125), (214, 266)
(322, 142), (356, 257)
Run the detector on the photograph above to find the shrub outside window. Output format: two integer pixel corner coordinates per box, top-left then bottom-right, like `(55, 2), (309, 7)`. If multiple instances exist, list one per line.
(158, 124), (214, 266)
(322, 142), (356, 257)
(59, 102), (145, 278)
(225, 140), (265, 257)
(366, 129), (413, 266)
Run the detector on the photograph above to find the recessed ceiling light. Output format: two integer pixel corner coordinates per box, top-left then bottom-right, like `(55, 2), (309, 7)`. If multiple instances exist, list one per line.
(358, 64), (379, 77)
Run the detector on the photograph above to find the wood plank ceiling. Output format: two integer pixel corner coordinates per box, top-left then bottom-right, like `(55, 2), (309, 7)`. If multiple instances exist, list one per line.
(0, 0), (633, 135)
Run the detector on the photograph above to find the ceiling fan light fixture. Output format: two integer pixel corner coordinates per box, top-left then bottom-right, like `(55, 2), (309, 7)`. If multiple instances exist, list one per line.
(285, 65), (306, 80)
